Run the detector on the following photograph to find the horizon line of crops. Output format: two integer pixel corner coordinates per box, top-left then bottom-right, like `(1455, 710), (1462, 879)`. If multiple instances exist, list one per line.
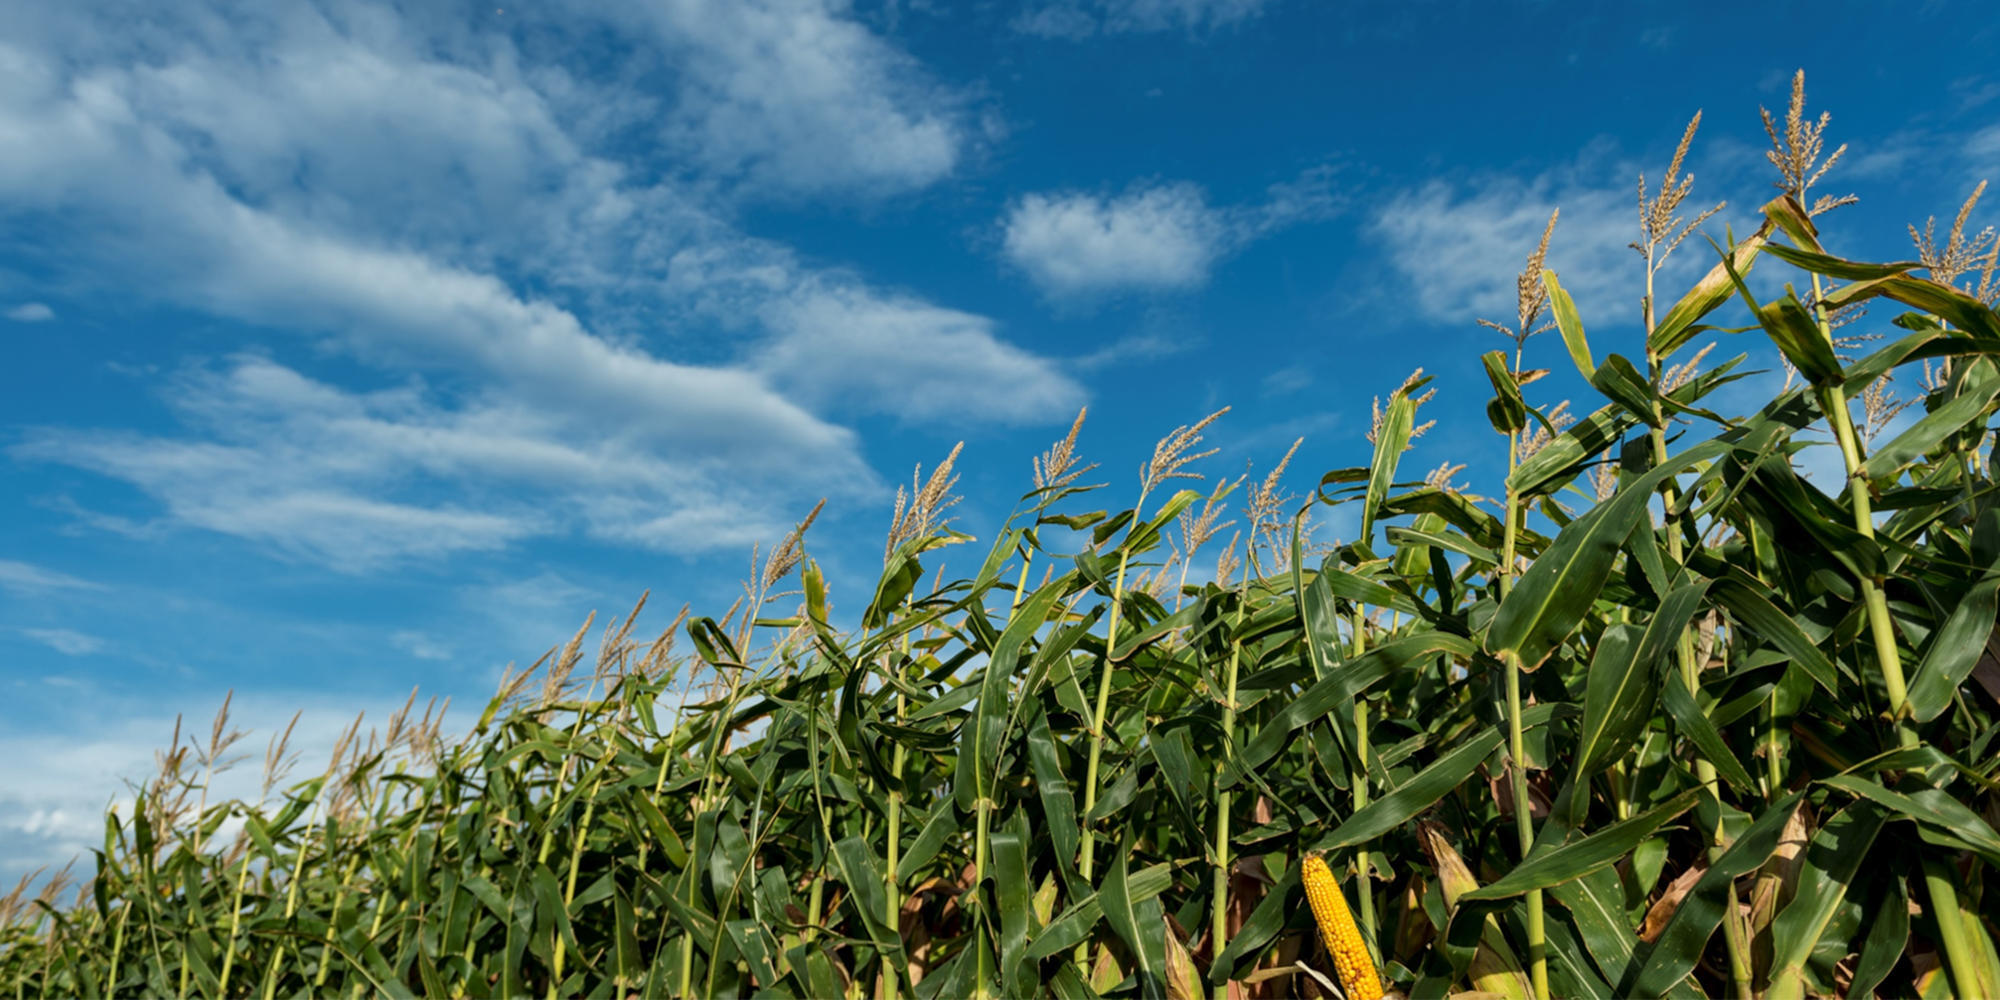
(6, 69), (2000, 999)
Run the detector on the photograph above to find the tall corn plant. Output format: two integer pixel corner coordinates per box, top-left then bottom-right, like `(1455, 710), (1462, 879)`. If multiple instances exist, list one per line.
(7, 71), (2000, 1000)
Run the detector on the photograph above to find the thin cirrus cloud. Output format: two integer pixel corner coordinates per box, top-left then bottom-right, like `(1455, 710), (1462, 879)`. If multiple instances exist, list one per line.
(6, 303), (54, 322)
(18, 628), (107, 657)
(1, 0), (1080, 568)
(12, 356), (815, 572)
(1014, 0), (1270, 39)
(0, 560), (105, 596)
(1000, 169), (1341, 300)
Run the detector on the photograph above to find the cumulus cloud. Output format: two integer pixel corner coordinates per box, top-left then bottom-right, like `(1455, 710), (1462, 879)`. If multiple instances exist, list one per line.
(1, 0), (1077, 565)
(1003, 184), (1223, 296)
(6, 303), (53, 322)
(1001, 168), (1341, 299)
(1367, 149), (1733, 328)
(1015, 0), (1269, 39)
(603, 0), (966, 195)
(759, 285), (1086, 423)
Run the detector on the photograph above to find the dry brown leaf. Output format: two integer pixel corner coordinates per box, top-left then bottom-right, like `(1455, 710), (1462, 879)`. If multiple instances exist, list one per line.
(1642, 864), (1708, 943)
(1164, 921), (1203, 1000)
(1749, 803), (1814, 937)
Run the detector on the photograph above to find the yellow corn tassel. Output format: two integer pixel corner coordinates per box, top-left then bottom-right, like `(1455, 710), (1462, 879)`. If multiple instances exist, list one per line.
(1301, 853), (1384, 1000)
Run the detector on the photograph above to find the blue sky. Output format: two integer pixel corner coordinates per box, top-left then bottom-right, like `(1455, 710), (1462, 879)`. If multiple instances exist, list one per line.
(4, 0), (1998, 882)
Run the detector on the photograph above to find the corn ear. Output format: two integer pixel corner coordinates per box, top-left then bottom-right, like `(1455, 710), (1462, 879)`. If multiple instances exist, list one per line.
(1301, 853), (1385, 1000)
(1417, 822), (1531, 1000)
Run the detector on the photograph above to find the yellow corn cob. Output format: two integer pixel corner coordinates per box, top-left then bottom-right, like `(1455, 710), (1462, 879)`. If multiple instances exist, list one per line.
(1301, 853), (1384, 1000)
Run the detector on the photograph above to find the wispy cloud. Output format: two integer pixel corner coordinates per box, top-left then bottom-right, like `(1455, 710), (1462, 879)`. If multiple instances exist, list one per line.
(758, 286), (1086, 424)
(1261, 365), (1312, 396)
(599, 0), (969, 196)
(1367, 145), (1732, 330)
(14, 357), (838, 571)
(0, 561), (104, 596)
(391, 630), (453, 662)
(1966, 123), (2000, 176)
(1001, 167), (1341, 299)
(3, 0), (1078, 567)
(18, 628), (106, 656)
(5, 303), (53, 322)
(1014, 0), (1269, 39)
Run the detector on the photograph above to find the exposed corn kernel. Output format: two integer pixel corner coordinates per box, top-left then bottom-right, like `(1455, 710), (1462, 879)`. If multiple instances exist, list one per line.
(1301, 853), (1384, 1000)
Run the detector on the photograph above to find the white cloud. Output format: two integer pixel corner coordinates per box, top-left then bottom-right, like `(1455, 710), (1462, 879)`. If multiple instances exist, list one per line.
(1, 0), (1077, 563)
(14, 357), (837, 571)
(1262, 365), (1312, 395)
(1367, 143), (1739, 332)
(0, 688), (463, 890)
(391, 630), (453, 662)
(5, 302), (53, 322)
(18, 628), (106, 656)
(759, 285), (1086, 423)
(607, 0), (967, 195)
(1015, 0), (1268, 38)
(0, 560), (104, 595)
(1001, 170), (1341, 299)
(1003, 184), (1222, 297)
(1966, 124), (2000, 175)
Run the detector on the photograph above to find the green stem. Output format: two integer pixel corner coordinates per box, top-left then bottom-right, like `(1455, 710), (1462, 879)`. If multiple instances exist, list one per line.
(974, 798), (993, 999)
(105, 903), (129, 998)
(1645, 280), (1755, 999)
(1808, 273), (1980, 1000)
(1348, 605), (1377, 957)
(313, 852), (363, 989)
(1080, 496), (1145, 971)
(1500, 406), (1549, 1000)
(1503, 657), (1547, 1000)
(215, 816), (255, 998)
(1210, 566), (1248, 1000)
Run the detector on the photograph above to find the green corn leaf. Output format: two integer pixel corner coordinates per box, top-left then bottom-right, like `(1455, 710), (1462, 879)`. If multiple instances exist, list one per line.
(1651, 224), (1768, 357)
(1099, 831), (1164, 1000)
(1763, 802), (1888, 1000)
(1590, 353), (1665, 429)
(1483, 350), (1529, 434)
(993, 814), (1037, 993)
(1858, 368), (2000, 481)
(1573, 578), (1708, 775)
(1625, 793), (1805, 997)
(1905, 532), (2000, 722)
(1365, 374), (1426, 540)
(1708, 577), (1839, 695)
(1488, 439), (1727, 672)
(1463, 790), (1699, 902)
(1507, 402), (1640, 499)
(1319, 703), (1564, 853)
(1846, 874), (1910, 1000)
(1659, 667), (1756, 794)
(1543, 268), (1595, 380)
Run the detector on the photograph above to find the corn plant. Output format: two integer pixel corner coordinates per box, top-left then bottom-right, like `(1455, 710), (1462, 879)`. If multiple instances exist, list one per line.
(5, 70), (2000, 999)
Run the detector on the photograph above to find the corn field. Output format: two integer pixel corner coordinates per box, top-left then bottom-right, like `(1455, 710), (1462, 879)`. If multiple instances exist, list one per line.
(6, 75), (2000, 1000)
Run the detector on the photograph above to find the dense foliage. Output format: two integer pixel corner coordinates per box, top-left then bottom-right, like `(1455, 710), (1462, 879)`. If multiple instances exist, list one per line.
(6, 77), (2000, 999)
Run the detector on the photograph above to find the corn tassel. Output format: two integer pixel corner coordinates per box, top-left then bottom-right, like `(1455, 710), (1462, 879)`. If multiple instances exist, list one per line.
(1301, 854), (1384, 1000)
